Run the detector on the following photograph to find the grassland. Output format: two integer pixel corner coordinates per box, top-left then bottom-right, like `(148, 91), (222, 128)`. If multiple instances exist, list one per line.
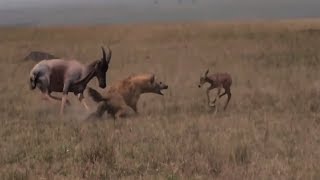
(1, 19), (320, 179)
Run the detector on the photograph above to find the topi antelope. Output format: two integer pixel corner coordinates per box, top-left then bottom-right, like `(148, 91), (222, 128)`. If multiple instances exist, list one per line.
(29, 46), (112, 115)
(198, 69), (232, 112)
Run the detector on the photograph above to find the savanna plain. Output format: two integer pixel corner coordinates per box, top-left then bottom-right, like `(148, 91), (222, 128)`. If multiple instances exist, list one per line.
(1, 19), (320, 179)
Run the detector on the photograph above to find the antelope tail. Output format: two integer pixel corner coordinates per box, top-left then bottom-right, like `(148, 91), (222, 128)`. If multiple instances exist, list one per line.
(87, 87), (107, 102)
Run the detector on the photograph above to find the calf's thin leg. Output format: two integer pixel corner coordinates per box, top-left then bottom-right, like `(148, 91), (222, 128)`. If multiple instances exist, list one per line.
(218, 91), (227, 98)
(212, 90), (227, 104)
(206, 88), (211, 106)
(224, 89), (232, 110)
(213, 87), (222, 114)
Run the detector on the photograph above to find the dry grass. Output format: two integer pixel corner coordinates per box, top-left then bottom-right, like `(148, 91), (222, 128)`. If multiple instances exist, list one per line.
(1, 19), (320, 179)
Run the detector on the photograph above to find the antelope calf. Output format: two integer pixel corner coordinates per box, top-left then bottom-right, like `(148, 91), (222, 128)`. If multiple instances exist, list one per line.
(198, 69), (232, 112)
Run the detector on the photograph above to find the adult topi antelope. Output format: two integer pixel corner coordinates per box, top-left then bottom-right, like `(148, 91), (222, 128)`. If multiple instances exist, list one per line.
(198, 69), (232, 113)
(29, 46), (112, 115)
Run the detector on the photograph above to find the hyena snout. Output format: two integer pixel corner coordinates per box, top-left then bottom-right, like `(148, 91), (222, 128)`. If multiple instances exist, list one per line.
(155, 81), (168, 95)
(161, 84), (168, 90)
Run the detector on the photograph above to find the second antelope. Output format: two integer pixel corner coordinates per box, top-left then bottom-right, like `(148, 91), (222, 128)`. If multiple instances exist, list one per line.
(198, 69), (232, 112)
(29, 46), (112, 115)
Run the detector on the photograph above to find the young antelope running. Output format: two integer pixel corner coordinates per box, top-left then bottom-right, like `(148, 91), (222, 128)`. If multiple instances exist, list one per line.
(198, 69), (232, 112)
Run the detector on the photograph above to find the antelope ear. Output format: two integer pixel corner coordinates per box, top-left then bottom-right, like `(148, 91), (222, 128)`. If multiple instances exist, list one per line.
(205, 69), (209, 76)
(150, 74), (155, 84)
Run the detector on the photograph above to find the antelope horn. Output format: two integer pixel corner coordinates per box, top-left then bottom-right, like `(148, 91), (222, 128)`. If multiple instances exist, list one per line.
(106, 46), (112, 63)
(101, 46), (112, 64)
(101, 46), (106, 61)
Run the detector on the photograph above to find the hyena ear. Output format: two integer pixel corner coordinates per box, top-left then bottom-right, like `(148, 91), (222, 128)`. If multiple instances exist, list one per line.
(150, 74), (155, 84)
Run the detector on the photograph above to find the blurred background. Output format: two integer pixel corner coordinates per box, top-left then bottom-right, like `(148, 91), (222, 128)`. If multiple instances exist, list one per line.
(0, 0), (319, 26)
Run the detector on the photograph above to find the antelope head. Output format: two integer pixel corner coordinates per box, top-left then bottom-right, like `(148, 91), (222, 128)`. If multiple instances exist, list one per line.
(95, 46), (112, 88)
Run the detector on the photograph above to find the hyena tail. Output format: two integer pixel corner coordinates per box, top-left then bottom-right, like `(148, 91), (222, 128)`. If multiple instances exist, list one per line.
(87, 87), (107, 102)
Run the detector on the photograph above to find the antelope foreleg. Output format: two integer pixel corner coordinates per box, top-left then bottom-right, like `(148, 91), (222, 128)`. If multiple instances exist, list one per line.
(78, 93), (90, 111)
(60, 82), (71, 115)
(212, 87), (222, 104)
(206, 89), (211, 106)
(224, 91), (232, 110)
(213, 87), (221, 114)
(60, 94), (68, 115)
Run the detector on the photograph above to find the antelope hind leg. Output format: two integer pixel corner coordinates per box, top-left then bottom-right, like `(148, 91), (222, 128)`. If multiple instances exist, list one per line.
(212, 91), (227, 104)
